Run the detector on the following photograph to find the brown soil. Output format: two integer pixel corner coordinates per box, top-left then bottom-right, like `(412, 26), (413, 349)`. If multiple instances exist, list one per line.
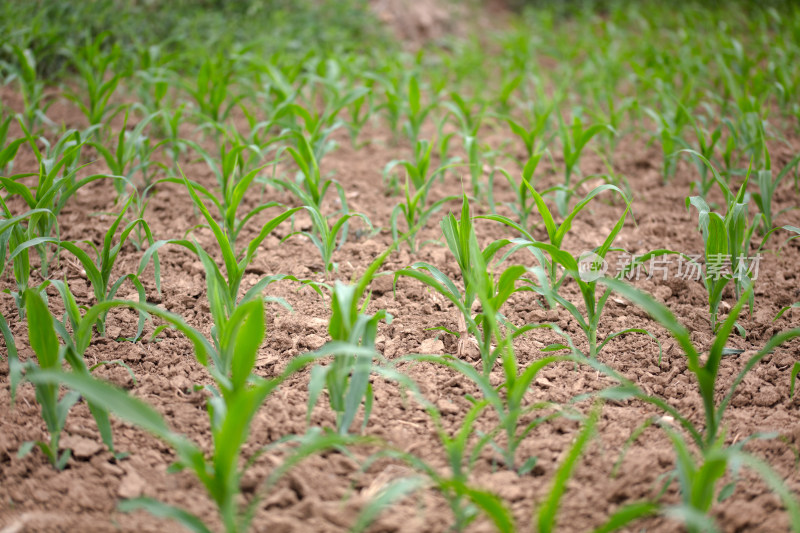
(1, 89), (799, 533)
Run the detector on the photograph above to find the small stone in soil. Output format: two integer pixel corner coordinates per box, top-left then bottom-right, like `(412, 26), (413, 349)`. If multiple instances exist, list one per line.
(117, 470), (146, 499)
(418, 338), (444, 354)
(60, 435), (103, 459)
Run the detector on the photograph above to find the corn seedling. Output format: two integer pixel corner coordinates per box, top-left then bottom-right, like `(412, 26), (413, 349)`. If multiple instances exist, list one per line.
(494, 151), (544, 231)
(752, 148), (800, 234)
(2, 45), (53, 132)
(407, 346), (582, 475)
(15, 288), (81, 469)
(25, 297), (360, 533)
(645, 104), (690, 185)
(0, 309), (15, 365)
(375, 400), (516, 532)
(306, 64), (372, 152)
(443, 92), (485, 140)
(277, 131), (348, 216)
(90, 107), (162, 196)
(685, 155), (758, 332)
(278, 101), (347, 163)
(372, 68), (407, 140)
(14, 288), (124, 468)
(504, 101), (553, 162)
(396, 196), (536, 372)
(362, 364), (519, 531)
(155, 103), (188, 166)
(1, 122), (116, 277)
(443, 93), (487, 199)
(55, 193), (156, 337)
(602, 279), (800, 532)
(133, 46), (175, 115)
(535, 403), (602, 533)
(386, 139), (460, 252)
(587, 89), (636, 165)
(684, 105), (723, 198)
(554, 110), (612, 216)
(285, 202), (371, 277)
(307, 244), (401, 435)
(62, 32), (125, 127)
(484, 182), (666, 360)
(182, 51), (243, 125)
(403, 74), (436, 146)
(158, 152), (284, 250)
(339, 76), (375, 147)
(140, 175), (301, 355)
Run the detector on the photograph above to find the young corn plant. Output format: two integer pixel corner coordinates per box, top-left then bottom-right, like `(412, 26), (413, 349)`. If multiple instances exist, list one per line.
(54, 193), (157, 337)
(403, 280), (621, 522)
(15, 288), (81, 469)
(2, 45), (53, 133)
(1, 122), (115, 277)
(155, 103), (188, 167)
(184, 133), (269, 192)
(0, 206), (57, 316)
(26, 297), (360, 533)
(504, 101), (553, 162)
(181, 51), (243, 125)
(602, 279), (800, 532)
(90, 107), (162, 196)
(683, 104), (723, 198)
(304, 70), (372, 155)
(140, 174), (302, 355)
(286, 204), (371, 277)
(535, 403), (604, 533)
(554, 110), (612, 216)
(62, 32), (125, 127)
(752, 147), (800, 234)
(685, 155), (759, 332)
(403, 74), (436, 146)
(276, 131), (348, 216)
(372, 68), (407, 140)
(375, 399), (516, 532)
(345, 86), (374, 147)
(645, 103), (691, 185)
(443, 93), (487, 199)
(277, 100), (347, 163)
(386, 139), (460, 253)
(307, 244), (401, 435)
(406, 340), (587, 474)
(13, 288), (122, 468)
(481, 182), (663, 360)
(494, 151), (544, 231)
(132, 44), (175, 115)
(158, 148), (283, 250)
(396, 195), (536, 373)
(587, 88), (635, 165)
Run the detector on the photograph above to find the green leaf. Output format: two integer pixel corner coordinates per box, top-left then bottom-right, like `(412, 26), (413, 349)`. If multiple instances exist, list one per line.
(462, 484), (515, 533)
(594, 501), (660, 533)
(228, 299), (265, 392)
(25, 289), (59, 369)
(536, 404), (600, 533)
(17, 441), (35, 458)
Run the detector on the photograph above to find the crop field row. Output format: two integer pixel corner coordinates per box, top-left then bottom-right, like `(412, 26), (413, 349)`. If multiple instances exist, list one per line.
(1, 1), (799, 532)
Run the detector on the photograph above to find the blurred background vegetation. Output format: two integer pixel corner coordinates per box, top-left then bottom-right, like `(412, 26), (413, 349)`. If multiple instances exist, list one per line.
(0, 0), (390, 82)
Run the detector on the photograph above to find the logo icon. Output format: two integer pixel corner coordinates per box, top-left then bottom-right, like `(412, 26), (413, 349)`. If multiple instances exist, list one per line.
(577, 251), (608, 282)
